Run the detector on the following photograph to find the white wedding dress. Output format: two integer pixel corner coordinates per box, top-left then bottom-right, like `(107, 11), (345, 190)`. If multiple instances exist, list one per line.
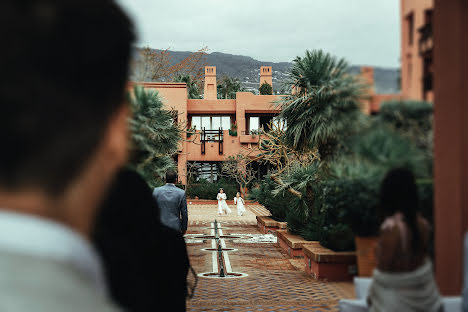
(217, 193), (231, 215)
(234, 196), (246, 216)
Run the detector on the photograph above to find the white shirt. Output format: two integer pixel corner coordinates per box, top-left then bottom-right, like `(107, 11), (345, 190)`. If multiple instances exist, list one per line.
(0, 210), (107, 296)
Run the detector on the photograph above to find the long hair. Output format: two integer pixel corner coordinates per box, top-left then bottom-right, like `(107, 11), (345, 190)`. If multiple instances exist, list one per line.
(380, 168), (421, 251)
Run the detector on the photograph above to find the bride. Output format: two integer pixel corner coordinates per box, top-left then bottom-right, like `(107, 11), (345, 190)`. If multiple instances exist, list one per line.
(216, 188), (231, 216)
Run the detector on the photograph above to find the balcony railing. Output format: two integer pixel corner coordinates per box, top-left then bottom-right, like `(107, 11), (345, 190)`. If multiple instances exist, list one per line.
(418, 23), (433, 56)
(200, 128), (223, 155)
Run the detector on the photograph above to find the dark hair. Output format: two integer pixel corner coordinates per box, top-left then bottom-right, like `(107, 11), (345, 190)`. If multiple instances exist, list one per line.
(0, 0), (135, 195)
(93, 168), (191, 310)
(380, 168), (420, 250)
(166, 170), (177, 184)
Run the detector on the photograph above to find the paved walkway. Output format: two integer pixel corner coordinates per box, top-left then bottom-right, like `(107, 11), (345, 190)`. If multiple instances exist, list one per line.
(185, 204), (354, 311)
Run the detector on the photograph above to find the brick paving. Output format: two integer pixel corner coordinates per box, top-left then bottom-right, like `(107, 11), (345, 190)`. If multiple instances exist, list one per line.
(185, 204), (354, 311)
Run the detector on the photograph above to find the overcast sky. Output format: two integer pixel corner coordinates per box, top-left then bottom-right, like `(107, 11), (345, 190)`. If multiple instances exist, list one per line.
(117, 0), (400, 68)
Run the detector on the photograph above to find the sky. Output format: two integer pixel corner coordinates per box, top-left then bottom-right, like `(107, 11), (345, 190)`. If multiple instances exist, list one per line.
(117, 0), (401, 68)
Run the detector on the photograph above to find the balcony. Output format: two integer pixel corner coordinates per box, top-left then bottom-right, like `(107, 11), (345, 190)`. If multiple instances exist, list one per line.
(240, 131), (260, 144)
(418, 23), (433, 57)
(200, 128), (223, 155)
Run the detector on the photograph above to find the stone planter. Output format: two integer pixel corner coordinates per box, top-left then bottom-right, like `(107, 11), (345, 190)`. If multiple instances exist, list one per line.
(303, 243), (356, 281)
(276, 230), (310, 258)
(354, 236), (378, 277)
(256, 216), (279, 234)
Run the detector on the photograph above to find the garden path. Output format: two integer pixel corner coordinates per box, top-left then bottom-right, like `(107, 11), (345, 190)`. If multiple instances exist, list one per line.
(185, 204), (354, 312)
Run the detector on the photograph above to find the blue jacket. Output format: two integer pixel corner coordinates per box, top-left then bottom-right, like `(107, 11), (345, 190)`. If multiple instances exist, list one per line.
(153, 184), (188, 232)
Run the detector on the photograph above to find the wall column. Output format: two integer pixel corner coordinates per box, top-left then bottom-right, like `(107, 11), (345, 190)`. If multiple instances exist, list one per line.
(434, 0), (468, 295)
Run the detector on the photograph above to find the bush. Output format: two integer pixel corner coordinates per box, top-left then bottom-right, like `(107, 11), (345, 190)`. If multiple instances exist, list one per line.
(286, 178), (379, 251)
(378, 100), (433, 174)
(256, 174), (297, 221)
(186, 181), (238, 200)
(337, 124), (428, 180)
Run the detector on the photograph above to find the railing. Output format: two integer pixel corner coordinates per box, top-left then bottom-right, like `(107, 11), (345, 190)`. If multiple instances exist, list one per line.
(418, 23), (433, 56)
(200, 128), (223, 155)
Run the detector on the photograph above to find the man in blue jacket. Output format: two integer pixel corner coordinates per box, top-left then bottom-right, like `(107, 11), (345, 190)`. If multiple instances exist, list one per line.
(153, 170), (188, 234)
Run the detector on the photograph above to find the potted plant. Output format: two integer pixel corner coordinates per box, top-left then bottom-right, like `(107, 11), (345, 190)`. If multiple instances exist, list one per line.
(229, 123), (237, 136)
(187, 126), (196, 138)
(250, 129), (258, 138)
(347, 178), (380, 277)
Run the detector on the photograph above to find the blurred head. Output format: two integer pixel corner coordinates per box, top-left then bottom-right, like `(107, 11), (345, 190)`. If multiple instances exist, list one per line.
(0, 0), (135, 236)
(380, 168), (419, 217)
(165, 170), (177, 184)
(380, 168), (421, 248)
(236, 192), (240, 197)
(219, 188), (224, 194)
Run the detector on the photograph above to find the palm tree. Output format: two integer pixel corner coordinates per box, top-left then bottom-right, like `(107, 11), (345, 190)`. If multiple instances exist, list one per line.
(173, 74), (201, 99)
(217, 76), (244, 99)
(129, 86), (182, 187)
(276, 50), (369, 157)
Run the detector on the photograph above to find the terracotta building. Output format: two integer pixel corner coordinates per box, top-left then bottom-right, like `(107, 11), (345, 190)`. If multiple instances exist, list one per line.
(136, 66), (279, 185)
(134, 65), (397, 184)
(400, 0), (434, 101)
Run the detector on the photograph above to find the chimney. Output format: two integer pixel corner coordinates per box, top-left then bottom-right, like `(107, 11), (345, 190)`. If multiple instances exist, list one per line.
(259, 66), (273, 93)
(360, 66), (375, 93)
(360, 66), (374, 115)
(204, 66), (217, 100)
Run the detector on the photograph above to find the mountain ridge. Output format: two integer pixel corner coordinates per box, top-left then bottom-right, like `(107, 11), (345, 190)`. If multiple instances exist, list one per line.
(157, 50), (400, 94)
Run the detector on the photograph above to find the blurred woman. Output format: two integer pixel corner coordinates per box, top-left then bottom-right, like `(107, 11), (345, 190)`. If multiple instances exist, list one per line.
(367, 168), (442, 312)
(92, 169), (191, 311)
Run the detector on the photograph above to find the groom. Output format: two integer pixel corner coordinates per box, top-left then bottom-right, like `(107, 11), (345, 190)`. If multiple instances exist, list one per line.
(153, 170), (188, 235)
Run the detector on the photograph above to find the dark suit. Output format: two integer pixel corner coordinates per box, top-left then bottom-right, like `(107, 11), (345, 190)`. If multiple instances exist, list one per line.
(153, 184), (188, 233)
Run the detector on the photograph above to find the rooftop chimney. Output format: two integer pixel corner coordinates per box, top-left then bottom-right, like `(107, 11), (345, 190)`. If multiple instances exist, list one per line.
(204, 66), (217, 100)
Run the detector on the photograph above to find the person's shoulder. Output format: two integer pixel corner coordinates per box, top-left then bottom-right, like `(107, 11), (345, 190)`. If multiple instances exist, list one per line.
(0, 252), (119, 311)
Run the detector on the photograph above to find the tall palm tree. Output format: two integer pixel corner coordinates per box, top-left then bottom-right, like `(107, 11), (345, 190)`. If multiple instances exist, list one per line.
(217, 76), (243, 99)
(276, 50), (369, 156)
(129, 86), (182, 187)
(173, 74), (201, 99)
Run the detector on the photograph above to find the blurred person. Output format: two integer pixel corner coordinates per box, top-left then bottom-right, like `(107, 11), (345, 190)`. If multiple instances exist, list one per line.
(234, 191), (246, 216)
(216, 188), (231, 216)
(367, 168), (443, 312)
(153, 170), (188, 234)
(0, 0), (135, 310)
(93, 168), (191, 312)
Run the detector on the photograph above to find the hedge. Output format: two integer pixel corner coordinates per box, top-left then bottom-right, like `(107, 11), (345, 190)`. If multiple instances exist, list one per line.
(186, 182), (238, 200)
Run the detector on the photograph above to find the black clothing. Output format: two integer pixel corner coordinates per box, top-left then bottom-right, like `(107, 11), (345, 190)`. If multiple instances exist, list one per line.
(92, 169), (189, 311)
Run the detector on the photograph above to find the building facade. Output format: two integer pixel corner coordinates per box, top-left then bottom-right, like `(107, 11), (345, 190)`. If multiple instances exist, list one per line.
(135, 65), (396, 184)
(137, 66), (279, 184)
(401, 0), (434, 101)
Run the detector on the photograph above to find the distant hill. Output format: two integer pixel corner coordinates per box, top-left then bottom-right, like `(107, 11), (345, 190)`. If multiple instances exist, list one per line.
(155, 50), (400, 94)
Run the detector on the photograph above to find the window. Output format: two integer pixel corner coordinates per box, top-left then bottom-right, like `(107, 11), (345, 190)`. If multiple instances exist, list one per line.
(221, 116), (230, 129)
(201, 116), (211, 130)
(191, 116), (201, 130)
(406, 13), (414, 46)
(249, 117), (259, 132)
(195, 162), (220, 182)
(191, 116), (232, 130)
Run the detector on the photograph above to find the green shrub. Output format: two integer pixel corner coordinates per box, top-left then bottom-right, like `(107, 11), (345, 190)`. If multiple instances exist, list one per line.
(287, 178), (379, 251)
(256, 174), (296, 221)
(378, 100), (433, 174)
(186, 181), (238, 200)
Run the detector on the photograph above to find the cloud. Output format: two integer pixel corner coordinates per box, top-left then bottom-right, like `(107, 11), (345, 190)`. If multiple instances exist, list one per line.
(117, 0), (400, 67)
